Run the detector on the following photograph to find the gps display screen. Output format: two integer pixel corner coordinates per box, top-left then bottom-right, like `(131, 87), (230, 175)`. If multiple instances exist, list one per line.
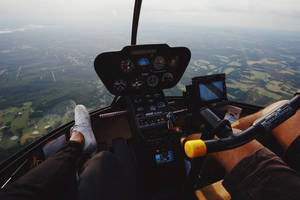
(199, 81), (224, 101)
(155, 151), (174, 164)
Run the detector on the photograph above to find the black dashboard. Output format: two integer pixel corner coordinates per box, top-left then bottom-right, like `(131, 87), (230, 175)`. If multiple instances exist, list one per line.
(94, 44), (191, 95)
(94, 44), (190, 194)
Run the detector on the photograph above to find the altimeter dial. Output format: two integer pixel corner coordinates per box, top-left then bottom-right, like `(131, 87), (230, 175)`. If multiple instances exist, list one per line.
(113, 80), (127, 92)
(147, 74), (160, 87)
(161, 72), (174, 83)
(153, 56), (166, 70)
(120, 59), (134, 73)
(131, 79), (144, 90)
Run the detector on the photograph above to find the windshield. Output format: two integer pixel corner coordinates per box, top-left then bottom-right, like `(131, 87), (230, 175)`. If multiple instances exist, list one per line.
(0, 0), (299, 163)
(139, 0), (300, 105)
(0, 0), (133, 162)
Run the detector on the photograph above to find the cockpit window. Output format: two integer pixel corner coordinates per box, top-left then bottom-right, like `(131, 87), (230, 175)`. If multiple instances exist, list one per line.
(0, 0), (133, 163)
(0, 0), (299, 163)
(139, 0), (300, 106)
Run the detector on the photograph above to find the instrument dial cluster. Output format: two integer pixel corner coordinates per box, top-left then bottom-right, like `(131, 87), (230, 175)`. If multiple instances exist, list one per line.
(133, 92), (167, 115)
(94, 44), (191, 95)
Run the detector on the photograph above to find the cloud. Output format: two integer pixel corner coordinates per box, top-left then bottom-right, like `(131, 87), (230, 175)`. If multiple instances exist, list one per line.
(140, 0), (300, 31)
(0, 0), (299, 31)
(112, 9), (118, 17)
(0, 24), (44, 34)
(0, 28), (25, 34)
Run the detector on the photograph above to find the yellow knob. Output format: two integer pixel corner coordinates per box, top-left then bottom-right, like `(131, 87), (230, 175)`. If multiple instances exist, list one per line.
(184, 140), (207, 158)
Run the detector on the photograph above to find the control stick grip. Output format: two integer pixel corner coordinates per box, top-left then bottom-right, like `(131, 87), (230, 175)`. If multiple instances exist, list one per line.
(184, 140), (207, 158)
(185, 93), (300, 159)
(200, 108), (233, 138)
(199, 108), (221, 129)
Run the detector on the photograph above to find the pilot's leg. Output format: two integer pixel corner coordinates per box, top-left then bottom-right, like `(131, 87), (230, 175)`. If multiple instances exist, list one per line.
(232, 100), (300, 171)
(271, 108), (300, 150)
(180, 100), (289, 143)
(231, 100), (288, 130)
(271, 108), (300, 171)
(0, 132), (83, 200)
(78, 151), (134, 200)
(212, 129), (300, 200)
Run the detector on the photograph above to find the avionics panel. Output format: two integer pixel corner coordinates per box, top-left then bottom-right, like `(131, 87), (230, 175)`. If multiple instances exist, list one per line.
(155, 151), (174, 164)
(192, 73), (227, 105)
(125, 90), (186, 189)
(94, 44), (191, 95)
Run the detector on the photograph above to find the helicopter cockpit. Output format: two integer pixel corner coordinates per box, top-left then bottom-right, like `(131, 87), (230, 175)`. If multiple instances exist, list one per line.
(1, 0), (300, 199)
(93, 43), (300, 199)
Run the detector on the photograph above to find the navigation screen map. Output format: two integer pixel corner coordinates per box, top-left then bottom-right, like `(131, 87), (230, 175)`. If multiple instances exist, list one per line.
(155, 151), (174, 164)
(199, 81), (224, 101)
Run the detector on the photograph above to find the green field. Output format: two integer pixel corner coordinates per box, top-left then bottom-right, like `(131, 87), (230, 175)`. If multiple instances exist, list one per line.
(1, 26), (300, 163)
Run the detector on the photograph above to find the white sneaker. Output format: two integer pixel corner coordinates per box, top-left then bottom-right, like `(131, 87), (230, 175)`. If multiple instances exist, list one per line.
(72, 105), (97, 153)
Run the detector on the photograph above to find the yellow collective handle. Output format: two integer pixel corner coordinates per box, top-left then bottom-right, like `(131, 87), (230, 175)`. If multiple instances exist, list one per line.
(184, 140), (207, 159)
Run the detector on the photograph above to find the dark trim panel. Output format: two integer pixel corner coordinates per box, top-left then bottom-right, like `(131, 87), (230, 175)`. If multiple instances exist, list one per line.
(0, 106), (113, 176)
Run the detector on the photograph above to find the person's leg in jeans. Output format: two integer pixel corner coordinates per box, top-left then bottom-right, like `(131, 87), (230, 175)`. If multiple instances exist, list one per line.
(271, 108), (300, 171)
(212, 128), (300, 200)
(183, 100), (300, 199)
(0, 105), (133, 200)
(78, 151), (133, 200)
(0, 132), (83, 200)
(232, 100), (300, 170)
(219, 101), (300, 199)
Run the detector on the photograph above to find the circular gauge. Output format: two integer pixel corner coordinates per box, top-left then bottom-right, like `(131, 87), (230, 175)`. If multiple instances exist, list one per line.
(161, 72), (174, 83)
(131, 79), (144, 90)
(149, 105), (157, 111)
(120, 59), (134, 73)
(145, 94), (152, 98)
(136, 106), (144, 112)
(157, 101), (166, 108)
(154, 93), (162, 98)
(113, 80), (127, 92)
(153, 56), (166, 70)
(147, 98), (155, 103)
(168, 57), (178, 68)
(134, 97), (143, 104)
(147, 74), (160, 87)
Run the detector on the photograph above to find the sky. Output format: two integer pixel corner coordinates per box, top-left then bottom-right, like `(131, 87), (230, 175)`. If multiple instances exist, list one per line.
(0, 0), (300, 32)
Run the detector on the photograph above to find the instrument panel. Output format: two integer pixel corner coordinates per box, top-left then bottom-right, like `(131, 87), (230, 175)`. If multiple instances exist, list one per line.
(94, 44), (191, 95)
(130, 91), (169, 131)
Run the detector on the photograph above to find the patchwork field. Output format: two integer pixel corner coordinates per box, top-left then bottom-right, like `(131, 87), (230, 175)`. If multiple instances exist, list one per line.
(1, 26), (300, 163)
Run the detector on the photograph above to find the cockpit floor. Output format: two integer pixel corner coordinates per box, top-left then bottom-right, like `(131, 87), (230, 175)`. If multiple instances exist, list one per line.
(195, 180), (230, 200)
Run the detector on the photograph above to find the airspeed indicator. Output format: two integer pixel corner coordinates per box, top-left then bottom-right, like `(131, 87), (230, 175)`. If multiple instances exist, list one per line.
(153, 56), (166, 70)
(113, 80), (127, 92)
(147, 75), (159, 87)
(162, 73), (174, 83)
(120, 59), (134, 73)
